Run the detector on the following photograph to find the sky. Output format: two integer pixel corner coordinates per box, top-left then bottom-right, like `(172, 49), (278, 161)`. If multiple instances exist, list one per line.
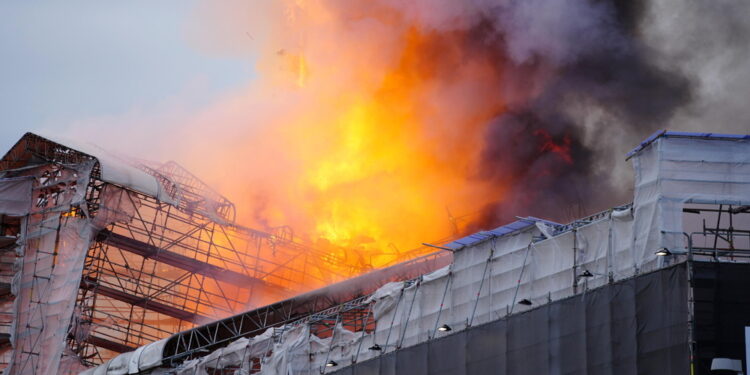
(0, 1), (255, 153)
(1, 0), (748, 240)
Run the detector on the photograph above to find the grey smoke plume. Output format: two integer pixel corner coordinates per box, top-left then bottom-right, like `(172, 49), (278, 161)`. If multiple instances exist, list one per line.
(423, 0), (750, 228)
(71, 0), (750, 241)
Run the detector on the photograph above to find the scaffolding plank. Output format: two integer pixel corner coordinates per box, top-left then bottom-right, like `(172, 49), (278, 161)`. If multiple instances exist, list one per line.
(81, 278), (209, 323)
(85, 335), (136, 354)
(97, 230), (268, 288)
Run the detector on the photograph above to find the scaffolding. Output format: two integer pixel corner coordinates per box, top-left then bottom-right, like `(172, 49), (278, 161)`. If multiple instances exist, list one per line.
(85, 130), (748, 375)
(135, 203), (749, 375)
(160, 249), (449, 366)
(0, 133), (385, 374)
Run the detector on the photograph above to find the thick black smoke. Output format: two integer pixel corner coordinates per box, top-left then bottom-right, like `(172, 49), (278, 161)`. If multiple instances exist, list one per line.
(468, 0), (694, 228)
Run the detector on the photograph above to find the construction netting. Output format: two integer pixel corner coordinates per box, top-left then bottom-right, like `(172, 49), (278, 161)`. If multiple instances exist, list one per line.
(111, 132), (747, 375)
(0, 156), (201, 374)
(334, 263), (689, 375)
(142, 205), (646, 374)
(2, 162), (96, 375)
(181, 208), (638, 375)
(137, 253), (689, 375)
(631, 134), (750, 274)
(2, 132), (414, 375)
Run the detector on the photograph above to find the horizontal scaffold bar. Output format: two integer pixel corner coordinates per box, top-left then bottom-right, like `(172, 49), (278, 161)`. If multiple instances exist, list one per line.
(97, 230), (271, 288)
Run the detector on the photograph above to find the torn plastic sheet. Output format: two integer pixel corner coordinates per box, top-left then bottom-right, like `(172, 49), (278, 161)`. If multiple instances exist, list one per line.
(195, 337), (250, 374)
(137, 338), (169, 371)
(92, 185), (140, 229)
(7, 161), (97, 375)
(170, 328), (277, 375)
(366, 281), (404, 320)
(105, 351), (132, 375)
(35, 132), (177, 206)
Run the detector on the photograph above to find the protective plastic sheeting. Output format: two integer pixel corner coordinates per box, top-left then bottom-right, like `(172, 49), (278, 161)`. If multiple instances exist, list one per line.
(630, 133), (750, 274)
(334, 264), (689, 375)
(7, 162), (96, 375)
(80, 131), (749, 375)
(34, 133), (176, 205)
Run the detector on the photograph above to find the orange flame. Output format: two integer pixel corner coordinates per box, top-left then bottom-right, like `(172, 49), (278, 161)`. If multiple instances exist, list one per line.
(179, 1), (513, 268)
(535, 129), (573, 165)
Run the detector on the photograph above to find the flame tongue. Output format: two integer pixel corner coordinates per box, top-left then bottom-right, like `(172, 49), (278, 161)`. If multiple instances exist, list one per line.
(212, 12), (516, 265)
(179, 0), (692, 269)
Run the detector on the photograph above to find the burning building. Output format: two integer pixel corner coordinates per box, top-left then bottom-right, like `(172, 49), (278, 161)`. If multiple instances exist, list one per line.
(1, 0), (749, 373)
(0, 132), (434, 374)
(0, 131), (745, 375)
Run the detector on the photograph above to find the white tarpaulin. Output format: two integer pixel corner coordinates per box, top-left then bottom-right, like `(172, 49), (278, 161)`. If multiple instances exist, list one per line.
(631, 134), (750, 274)
(79, 132), (750, 375)
(8, 162), (96, 375)
(35, 133), (177, 205)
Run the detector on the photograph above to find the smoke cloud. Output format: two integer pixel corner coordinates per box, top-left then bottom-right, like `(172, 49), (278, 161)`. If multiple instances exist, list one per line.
(468, 0), (694, 225)
(69, 0), (750, 259)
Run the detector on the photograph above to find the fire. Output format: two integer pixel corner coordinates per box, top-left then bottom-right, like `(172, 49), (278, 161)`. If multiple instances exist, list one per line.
(535, 129), (573, 165)
(178, 0), (519, 268)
